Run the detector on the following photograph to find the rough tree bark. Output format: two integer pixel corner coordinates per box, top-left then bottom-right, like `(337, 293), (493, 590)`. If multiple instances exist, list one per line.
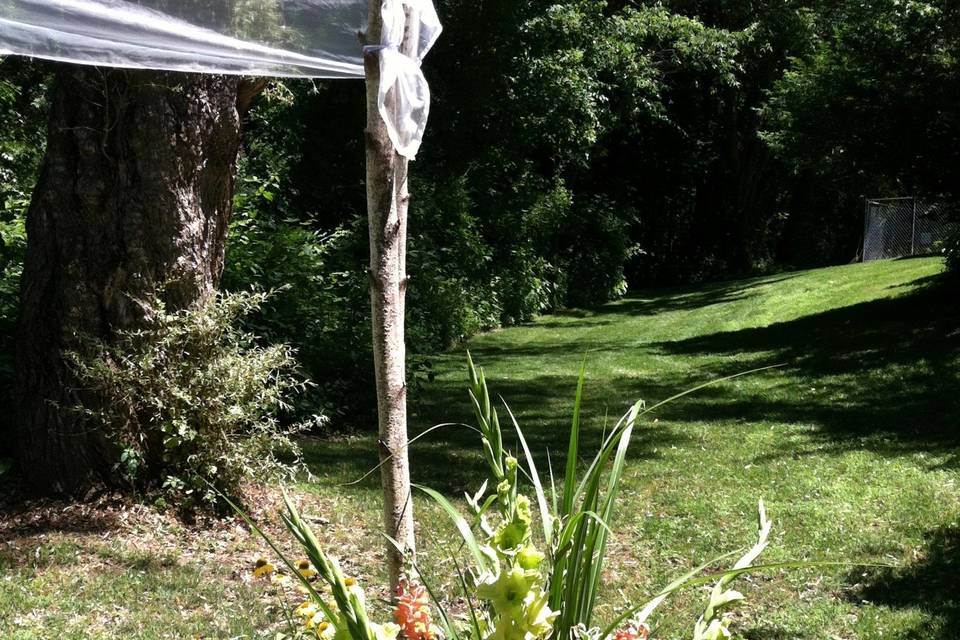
(14, 67), (251, 495)
(364, 1), (418, 591)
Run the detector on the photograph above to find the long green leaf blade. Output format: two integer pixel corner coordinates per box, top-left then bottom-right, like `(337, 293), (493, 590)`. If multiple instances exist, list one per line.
(413, 483), (489, 572)
(505, 399), (553, 547)
(562, 361), (587, 518)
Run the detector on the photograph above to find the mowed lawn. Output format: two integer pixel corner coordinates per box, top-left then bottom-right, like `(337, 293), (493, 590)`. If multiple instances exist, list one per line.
(3, 257), (958, 639)
(403, 256), (959, 640)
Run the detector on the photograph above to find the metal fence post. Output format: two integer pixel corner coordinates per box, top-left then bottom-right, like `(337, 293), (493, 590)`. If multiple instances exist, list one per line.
(911, 197), (917, 256)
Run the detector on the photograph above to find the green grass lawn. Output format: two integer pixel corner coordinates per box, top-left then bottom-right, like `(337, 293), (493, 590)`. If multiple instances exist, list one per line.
(3, 257), (958, 639)
(316, 256), (959, 640)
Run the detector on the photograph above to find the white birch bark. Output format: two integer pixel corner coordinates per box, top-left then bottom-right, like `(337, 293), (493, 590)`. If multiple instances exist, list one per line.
(364, 0), (417, 592)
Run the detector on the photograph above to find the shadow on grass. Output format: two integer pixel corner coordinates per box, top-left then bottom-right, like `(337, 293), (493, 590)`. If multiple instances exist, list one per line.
(854, 523), (960, 640)
(535, 272), (803, 330)
(648, 275), (960, 461)
(605, 273), (801, 317)
(309, 273), (957, 494)
(307, 267), (957, 505)
(306, 381), (689, 497)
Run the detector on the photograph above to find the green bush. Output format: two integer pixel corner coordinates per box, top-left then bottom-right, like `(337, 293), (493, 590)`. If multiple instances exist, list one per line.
(224, 201), (372, 424)
(0, 211), (25, 380)
(67, 290), (311, 509)
(560, 195), (632, 308)
(495, 249), (553, 324)
(0, 61), (51, 448)
(224, 98), (378, 425)
(406, 175), (501, 350)
(943, 223), (960, 277)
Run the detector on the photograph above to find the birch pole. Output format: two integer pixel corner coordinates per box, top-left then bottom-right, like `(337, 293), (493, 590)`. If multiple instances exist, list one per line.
(364, 0), (417, 591)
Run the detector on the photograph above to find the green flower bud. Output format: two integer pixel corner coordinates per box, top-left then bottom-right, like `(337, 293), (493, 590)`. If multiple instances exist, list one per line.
(517, 545), (545, 570)
(515, 495), (532, 526)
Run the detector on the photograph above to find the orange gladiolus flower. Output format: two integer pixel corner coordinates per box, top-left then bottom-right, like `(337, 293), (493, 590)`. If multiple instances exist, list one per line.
(394, 577), (434, 640)
(614, 623), (650, 640)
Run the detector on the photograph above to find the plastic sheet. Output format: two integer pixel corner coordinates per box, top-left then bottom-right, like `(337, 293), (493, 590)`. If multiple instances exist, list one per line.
(371, 0), (441, 157)
(0, 0), (440, 157)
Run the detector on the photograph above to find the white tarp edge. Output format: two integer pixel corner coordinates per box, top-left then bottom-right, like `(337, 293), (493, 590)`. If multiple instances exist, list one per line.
(0, 0), (441, 158)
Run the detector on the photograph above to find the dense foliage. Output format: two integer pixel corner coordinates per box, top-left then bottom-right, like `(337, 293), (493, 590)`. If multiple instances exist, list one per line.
(763, 0), (960, 265)
(944, 225), (960, 277)
(66, 290), (310, 508)
(2, 0), (958, 429)
(0, 59), (49, 450)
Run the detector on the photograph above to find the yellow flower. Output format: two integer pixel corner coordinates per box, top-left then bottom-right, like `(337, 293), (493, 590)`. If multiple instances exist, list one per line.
(520, 590), (557, 639)
(702, 618), (732, 640)
(315, 620), (336, 640)
(343, 576), (366, 605)
(253, 558), (275, 577)
(271, 573), (292, 586)
(517, 545), (545, 570)
(296, 601), (319, 619)
(298, 560), (318, 579)
(307, 611), (326, 629)
(476, 567), (533, 617)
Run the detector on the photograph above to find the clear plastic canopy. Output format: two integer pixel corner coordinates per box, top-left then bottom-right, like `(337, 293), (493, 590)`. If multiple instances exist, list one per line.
(0, 0), (441, 157)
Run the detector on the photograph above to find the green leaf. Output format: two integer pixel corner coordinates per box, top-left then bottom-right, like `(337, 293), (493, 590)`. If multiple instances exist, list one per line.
(413, 483), (489, 572)
(505, 400), (553, 547)
(561, 361), (586, 519)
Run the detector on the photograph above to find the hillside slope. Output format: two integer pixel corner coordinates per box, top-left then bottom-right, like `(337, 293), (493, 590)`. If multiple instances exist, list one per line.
(410, 257), (958, 640)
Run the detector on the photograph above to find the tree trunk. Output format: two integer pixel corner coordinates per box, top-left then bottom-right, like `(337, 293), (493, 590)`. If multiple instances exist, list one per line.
(15, 66), (244, 495)
(364, 2), (417, 591)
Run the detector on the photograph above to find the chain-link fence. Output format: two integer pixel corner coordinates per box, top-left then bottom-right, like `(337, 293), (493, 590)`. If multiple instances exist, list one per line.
(862, 197), (951, 261)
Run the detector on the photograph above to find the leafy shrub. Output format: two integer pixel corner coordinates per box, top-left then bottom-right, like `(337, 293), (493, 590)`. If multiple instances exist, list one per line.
(0, 60), (51, 449)
(406, 175), (501, 350)
(67, 290), (311, 508)
(559, 195), (632, 308)
(225, 94), (380, 426)
(495, 248), (554, 326)
(943, 223), (960, 278)
(0, 211), (25, 381)
(224, 198), (372, 424)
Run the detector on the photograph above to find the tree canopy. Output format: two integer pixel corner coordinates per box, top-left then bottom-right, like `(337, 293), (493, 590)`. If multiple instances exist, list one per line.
(1, 0), (957, 428)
